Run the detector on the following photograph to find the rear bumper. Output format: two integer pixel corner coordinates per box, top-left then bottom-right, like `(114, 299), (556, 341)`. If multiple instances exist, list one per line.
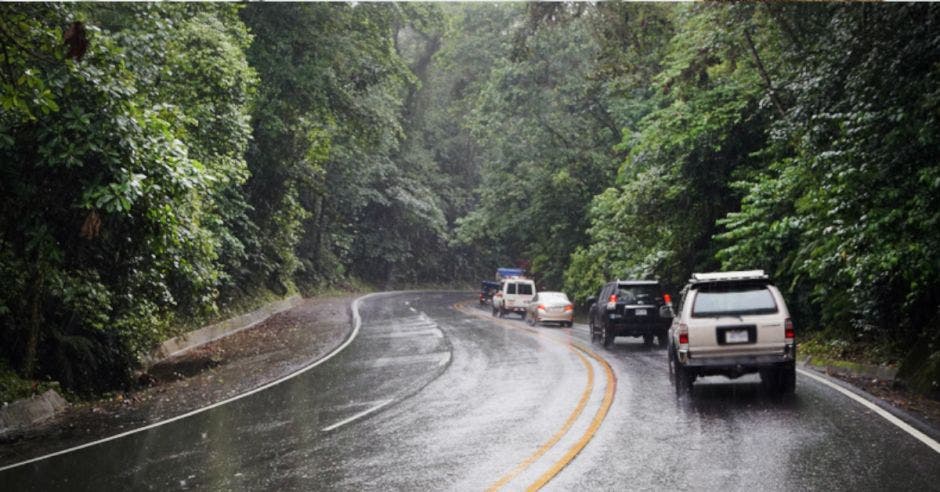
(536, 313), (574, 323)
(679, 351), (794, 371)
(609, 321), (668, 337)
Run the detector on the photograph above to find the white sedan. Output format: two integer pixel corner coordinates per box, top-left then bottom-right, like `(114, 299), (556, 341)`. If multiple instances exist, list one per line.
(526, 291), (574, 327)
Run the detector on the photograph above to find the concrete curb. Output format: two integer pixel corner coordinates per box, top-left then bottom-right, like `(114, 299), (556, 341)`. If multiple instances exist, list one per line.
(0, 390), (68, 437)
(142, 294), (304, 368)
(800, 355), (898, 382)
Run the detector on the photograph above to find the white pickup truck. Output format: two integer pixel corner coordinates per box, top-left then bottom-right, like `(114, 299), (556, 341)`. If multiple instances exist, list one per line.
(491, 278), (537, 320)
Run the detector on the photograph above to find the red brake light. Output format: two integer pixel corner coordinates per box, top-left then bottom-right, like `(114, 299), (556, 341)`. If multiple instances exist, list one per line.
(609, 294), (618, 303)
(564, 305), (573, 312)
(537, 304), (546, 311)
(663, 293), (672, 305)
(678, 322), (689, 345)
(785, 318), (795, 340)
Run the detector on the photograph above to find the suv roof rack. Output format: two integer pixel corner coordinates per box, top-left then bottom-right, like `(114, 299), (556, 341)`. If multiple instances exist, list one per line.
(615, 279), (659, 285)
(689, 270), (768, 283)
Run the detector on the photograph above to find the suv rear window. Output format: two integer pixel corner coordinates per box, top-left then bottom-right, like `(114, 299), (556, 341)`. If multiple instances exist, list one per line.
(507, 283), (517, 294)
(540, 292), (568, 302)
(517, 283), (533, 295)
(616, 284), (659, 304)
(691, 284), (777, 317)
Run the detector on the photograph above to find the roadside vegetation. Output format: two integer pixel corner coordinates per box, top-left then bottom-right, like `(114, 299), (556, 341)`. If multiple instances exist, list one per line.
(1, 3), (937, 399)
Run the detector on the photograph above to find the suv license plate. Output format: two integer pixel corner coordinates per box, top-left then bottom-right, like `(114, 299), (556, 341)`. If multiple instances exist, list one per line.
(635, 309), (647, 316)
(726, 329), (749, 343)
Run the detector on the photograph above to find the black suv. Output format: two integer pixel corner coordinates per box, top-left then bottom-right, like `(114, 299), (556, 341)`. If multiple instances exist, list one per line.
(588, 280), (672, 348)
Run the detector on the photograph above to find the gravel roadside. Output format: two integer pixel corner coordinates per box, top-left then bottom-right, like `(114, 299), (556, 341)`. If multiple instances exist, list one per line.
(0, 293), (360, 466)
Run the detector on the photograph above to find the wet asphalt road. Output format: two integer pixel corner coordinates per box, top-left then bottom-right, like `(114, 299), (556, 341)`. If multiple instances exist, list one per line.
(2, 291), (939, 491)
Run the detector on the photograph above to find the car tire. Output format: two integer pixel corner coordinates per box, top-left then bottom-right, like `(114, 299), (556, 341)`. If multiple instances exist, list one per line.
(778, 364), (796, 394)
(521, 311), (527, 321)
(643, 334), (654, 347)
(590, 320), (599, 343)
(602, 324), (614, 348)
(656, 332), (668, 349)
(668, 348), (677, 382)
(674, 359), (693, 395)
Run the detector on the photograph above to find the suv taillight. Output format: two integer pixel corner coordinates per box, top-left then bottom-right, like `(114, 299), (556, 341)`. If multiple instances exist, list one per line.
(663, 293), (672, 305)
(606, 294), (618, 310)
(785, 318), (795, 341)
(537, 304), (546, 311)
(564, 305), (573, 312)
(678, 323), (689, 345)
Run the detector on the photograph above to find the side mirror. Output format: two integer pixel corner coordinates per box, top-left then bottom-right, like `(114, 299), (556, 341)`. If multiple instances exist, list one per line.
(586, 296), (596, 305)
(659, 305), (673, 318)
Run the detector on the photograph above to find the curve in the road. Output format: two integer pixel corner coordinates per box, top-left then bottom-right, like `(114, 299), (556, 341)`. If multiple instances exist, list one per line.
(528, 339), (617, 491)
(456, 302), (617, 491)
(0, 291), (380, 473)
(485, 334), (595, 491)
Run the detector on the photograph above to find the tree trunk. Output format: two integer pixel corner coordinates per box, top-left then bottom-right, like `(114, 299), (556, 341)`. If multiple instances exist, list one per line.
(23, 267), (44, 378)
(743, 28), (787, 119)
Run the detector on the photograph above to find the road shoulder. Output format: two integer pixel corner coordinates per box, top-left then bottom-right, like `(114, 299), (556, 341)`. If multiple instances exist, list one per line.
(797, 363), (940, 448)
(0, 293), (361, 467)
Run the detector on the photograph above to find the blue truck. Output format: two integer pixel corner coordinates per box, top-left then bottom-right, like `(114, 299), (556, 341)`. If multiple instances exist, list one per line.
(496, 267), (525, 280)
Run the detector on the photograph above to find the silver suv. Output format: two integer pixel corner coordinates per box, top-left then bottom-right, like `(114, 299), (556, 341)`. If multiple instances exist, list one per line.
(668, 270), (796, 395)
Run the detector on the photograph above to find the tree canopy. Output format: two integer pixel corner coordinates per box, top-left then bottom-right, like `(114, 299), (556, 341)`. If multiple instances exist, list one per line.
(1, 3), (938, 398)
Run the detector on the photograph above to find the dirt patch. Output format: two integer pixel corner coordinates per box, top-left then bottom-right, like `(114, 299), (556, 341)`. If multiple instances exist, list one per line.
(0, 293), (360, 466)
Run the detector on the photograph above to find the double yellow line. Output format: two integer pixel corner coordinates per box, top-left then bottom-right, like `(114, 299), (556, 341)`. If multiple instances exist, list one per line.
(454, 303), (616, 491)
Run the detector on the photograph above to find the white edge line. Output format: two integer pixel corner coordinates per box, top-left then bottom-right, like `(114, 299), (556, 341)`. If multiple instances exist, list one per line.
(0, 292), (381, 473)
(472, 302), (940, 455)
(797, 368), (940, 454)
(320, 399), (393, 432)
(363, 328), (443, 339)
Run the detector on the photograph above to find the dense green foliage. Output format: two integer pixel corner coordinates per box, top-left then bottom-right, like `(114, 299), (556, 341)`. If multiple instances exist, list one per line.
(0, 3), (473, 394)
(1, 3), (938, 397)
(1, 3), (256, 392)
(447, 3), (939, 392)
